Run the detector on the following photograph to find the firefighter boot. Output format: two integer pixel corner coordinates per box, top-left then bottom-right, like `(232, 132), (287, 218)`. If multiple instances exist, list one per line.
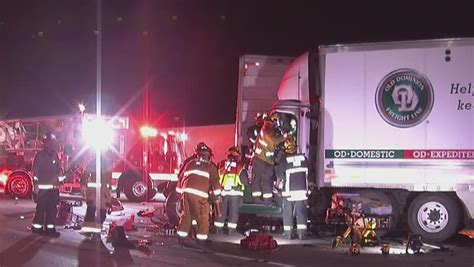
(31, 225), (44, 235)
(297, 230), (307, 240)
(196, 238), (212, 246)
(215, 227), (224, 235)
(177, 235), (186, 244)
(281, 231), (292, 240)
(45, 228), (61, 238)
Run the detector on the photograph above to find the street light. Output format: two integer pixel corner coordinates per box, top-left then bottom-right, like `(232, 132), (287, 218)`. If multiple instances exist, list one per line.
(78, 103), (86, 114)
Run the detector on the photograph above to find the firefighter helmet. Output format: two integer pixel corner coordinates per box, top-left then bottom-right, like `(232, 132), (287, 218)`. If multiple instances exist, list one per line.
(269, 112), (279, 122)
(381, 242), (390, 256)
(194, 142), (206, 154)
(42, 132), (57, 143)
(195, 142), (213, 159)
(227, 146), (240, 161)
(283, 137), (297, 154)
(349, 243), (361, 255)
(254, 112), (267, 126)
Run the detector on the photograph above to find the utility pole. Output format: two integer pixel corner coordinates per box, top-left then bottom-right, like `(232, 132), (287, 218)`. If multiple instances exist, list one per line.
(95, 0), (102, 226)
(142, 2), (151, 201)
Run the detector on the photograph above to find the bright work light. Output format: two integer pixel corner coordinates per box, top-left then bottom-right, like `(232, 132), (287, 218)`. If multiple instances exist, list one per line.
(82, 116), (114, 150)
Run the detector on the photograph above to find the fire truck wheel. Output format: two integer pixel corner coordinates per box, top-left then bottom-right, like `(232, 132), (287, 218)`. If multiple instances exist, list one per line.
(119, 170), (155, 202)
(408, 193), (461, 242)
(6, 172), (32, 198)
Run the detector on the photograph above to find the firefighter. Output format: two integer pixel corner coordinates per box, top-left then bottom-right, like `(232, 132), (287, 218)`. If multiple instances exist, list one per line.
(214, 146), (248, 235)
(247, 113), (266, 147)
(177, 142), (206, 178)
(164, 142), (206, 226)
(275, 137), (309, 240)
(176, 142), (221, 243)
(244, 113), (266, 163)
(81, 150), (113, 234)
(251, 113), (284, 204)
(31, 132), (62, 237)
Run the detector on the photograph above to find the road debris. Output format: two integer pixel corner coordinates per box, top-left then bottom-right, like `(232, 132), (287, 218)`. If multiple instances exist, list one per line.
(458, 229), (474, 239)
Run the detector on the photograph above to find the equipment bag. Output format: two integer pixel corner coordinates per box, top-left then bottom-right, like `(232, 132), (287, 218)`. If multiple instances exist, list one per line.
(240, 232), (278, 251)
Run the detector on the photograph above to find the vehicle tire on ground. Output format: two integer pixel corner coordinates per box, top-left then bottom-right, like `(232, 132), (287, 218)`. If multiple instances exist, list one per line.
(407, 193), (461, 242)
(165, 191), (181, 227)
(6, 172), (32, 199)
(119, 169), (156, 202)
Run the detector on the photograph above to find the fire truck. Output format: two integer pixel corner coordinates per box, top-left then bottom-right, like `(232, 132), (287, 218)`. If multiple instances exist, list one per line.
(0, 112), (187, 202)
(115, 123), (187, 202)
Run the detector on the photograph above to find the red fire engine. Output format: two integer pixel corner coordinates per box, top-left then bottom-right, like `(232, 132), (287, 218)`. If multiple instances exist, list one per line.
(0, 112), (186, 202)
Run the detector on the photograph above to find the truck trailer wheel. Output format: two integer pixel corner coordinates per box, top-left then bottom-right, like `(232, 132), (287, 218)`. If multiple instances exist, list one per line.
(119, 169), (156, 202)
(6, 172), (32, 199)
(408, 193), (461, 242)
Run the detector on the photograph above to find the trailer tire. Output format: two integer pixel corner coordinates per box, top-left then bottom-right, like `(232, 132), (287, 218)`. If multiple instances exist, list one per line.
(119, 169), (156, 202)
(165, 191), (181, 227)
(6, 172), (32, 199)
(408, 193), (461, 242)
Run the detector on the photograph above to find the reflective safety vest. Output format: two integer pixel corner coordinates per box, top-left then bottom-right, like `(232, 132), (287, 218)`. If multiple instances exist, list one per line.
(176, 158), (221, 198)
(276, 153), (309, 201)
(218, 160), (245, 196)
(254, 121), (284, 165)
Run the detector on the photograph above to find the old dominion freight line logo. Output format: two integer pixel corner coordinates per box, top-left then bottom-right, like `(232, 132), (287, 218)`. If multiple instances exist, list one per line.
(375, 69), (434, 128)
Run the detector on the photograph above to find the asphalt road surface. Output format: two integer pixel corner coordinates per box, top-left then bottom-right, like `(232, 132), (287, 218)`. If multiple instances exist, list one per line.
(0, 196), (472, 267)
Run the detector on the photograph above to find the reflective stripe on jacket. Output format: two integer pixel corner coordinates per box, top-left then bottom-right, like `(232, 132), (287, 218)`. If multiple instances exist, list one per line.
(32, 150), (61, 186)
(253, 121), (284, 165)
(218, 160), (245, 197)
(276, 153), (309, 201)
(177, 158), (220, 199)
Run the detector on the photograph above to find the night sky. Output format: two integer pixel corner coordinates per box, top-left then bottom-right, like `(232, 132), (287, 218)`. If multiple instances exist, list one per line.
(1, 0), (473, 126)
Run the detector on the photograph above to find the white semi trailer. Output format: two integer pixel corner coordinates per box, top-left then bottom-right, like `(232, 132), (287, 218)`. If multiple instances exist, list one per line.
(237, 38), (473, 242)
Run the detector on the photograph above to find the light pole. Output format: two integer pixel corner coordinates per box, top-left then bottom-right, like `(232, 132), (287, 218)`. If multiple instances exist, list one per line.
(95, 0), (102, 228)
(143, 20), (151, 201)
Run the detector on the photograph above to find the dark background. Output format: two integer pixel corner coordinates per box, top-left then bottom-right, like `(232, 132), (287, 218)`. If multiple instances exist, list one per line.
(0, 0), (472, 126)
